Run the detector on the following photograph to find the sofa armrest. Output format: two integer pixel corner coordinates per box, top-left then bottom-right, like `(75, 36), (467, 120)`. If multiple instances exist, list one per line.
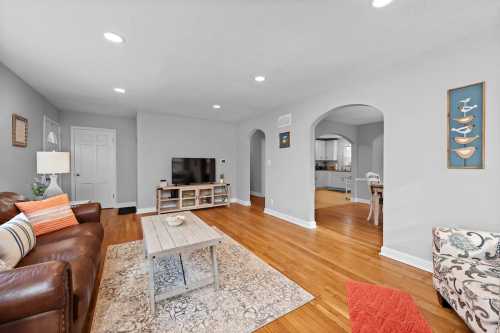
(0, 261), (72, 330)
(72, 203), (101, 224)
(433, 227), (500, 261)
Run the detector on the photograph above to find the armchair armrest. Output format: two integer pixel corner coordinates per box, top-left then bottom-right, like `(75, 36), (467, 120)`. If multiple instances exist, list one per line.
(433, 227), (499, 261)
(0, 261), (72, 330)
(72, 203), (101, 224)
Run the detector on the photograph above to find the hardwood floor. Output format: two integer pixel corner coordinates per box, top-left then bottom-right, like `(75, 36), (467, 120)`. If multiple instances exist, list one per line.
(86, 202), (469, 332)
(315, 188), (351, 209)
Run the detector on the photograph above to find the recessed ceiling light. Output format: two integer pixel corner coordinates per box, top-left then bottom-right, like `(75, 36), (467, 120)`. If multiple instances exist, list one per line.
(254, 75), (266, 82)
(212, 104), (221, 109)
(372, 0), (394, 8)
(113, 87), (126, 94)
(104, 32), (125, 44)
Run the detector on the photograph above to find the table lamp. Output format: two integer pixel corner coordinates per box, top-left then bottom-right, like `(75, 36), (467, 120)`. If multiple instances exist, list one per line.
(36, 152), (70, 198)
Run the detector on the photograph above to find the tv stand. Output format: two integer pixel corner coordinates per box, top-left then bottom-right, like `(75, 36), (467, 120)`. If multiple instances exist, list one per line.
(156, 183), (230, 214)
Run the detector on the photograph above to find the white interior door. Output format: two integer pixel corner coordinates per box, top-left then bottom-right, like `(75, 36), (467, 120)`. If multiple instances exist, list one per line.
(71, 127), (116, 208)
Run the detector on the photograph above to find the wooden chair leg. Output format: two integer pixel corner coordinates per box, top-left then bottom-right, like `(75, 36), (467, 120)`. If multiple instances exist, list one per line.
(367, 198), (373, 221)
(436, 291), (451, 308)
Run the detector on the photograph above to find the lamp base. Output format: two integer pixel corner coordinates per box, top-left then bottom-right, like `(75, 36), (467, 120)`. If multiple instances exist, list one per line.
(44, 174), (63, 198)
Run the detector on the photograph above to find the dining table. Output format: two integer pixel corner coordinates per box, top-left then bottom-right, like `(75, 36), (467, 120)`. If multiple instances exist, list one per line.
(368, 183), (383, 225)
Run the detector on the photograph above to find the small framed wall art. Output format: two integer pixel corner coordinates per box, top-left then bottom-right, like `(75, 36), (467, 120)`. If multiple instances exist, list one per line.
(12, 113), (28, 148)
(447, 82), (485, 169)
(279, 131), (290, 149)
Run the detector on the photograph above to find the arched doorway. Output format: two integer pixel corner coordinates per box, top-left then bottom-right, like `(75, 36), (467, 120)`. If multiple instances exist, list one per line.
(312, 104), (384, 247)
(250, 129), (266, 210)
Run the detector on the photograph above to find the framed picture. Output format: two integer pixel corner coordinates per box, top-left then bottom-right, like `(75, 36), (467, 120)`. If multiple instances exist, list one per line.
(279, 131), (290, 149)
(43, 115), (61, 151)
(12, 114), (28, 147)
(447, 82), (485, 169)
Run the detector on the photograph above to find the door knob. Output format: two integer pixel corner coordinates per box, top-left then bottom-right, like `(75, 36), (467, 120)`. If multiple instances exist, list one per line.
(76, 173), (80, 176)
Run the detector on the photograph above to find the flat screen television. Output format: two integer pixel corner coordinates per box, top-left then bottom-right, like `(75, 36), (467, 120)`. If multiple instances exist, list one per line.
(172, 158), (216, 185)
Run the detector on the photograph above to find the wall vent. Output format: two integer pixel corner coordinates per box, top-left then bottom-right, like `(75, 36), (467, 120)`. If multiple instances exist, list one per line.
(277, 113), (292, 128)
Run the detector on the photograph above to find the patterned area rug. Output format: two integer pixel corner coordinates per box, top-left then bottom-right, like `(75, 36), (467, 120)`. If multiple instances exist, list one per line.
(346, 280), (432, 333)
(91, 233), (314, 333)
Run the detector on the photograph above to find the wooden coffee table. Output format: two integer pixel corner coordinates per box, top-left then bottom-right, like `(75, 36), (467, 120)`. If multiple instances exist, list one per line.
(141, 211), (223, 313)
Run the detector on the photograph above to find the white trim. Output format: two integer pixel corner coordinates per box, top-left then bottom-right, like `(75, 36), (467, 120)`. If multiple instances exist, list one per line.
(353, 197), (370, 204)
(115, 201), (136, 208)
(250, 191), (265, 198)
(264, 208), (317, 229)
(137, 207), (157, 214)
(380, 246), (433, 273)
(232, 198), (251, 206)
(70, 126), (117, 209)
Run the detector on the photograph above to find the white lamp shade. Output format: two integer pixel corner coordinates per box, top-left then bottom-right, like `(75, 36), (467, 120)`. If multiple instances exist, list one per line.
(37, 152), (70, 174)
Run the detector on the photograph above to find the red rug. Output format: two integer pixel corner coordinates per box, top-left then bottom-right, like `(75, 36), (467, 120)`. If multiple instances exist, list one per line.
(346, 280), (432, 333)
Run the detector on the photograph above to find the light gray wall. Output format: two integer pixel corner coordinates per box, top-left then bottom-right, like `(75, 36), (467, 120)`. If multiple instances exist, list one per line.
(357, 122), (384, 200)
(236, 32), (499, 265)
(137, 112), (237, 209)
(250, 130), (265, 196)
(59, 111), (137, 204)
(0, 62), (60, 197)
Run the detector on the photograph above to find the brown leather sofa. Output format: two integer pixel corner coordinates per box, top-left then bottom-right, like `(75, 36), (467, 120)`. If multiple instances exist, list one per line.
(0, 192), (103, 333)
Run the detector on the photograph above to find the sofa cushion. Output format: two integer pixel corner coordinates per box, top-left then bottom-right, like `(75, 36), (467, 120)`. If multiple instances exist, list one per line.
(36, 223), (104, 246)
(0, 213), (36, 270)
(433, 254), (500, 332)
(18, 236), (101, 269)
(15, 194), (78, 236)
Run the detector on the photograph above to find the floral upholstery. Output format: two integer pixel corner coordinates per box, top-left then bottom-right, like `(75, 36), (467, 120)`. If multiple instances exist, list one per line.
(433, 227), (500, 333)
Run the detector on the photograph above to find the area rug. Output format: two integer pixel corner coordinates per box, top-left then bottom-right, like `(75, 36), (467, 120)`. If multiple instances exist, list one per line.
(346, 280), (432, 333)
(91, 233), (314, 333)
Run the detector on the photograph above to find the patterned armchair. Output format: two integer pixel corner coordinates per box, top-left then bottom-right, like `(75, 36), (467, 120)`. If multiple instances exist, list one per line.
(433, 227), (500, 333)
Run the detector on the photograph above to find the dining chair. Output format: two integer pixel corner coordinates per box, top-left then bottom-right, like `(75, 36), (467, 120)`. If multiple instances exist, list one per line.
(366, 172), (381, 221)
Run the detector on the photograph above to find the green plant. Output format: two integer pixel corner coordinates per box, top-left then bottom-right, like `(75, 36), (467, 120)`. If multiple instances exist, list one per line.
(32, 177), (47, 197)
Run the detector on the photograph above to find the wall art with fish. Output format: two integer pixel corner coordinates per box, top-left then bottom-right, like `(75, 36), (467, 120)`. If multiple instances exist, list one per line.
(447, 82), (485, 169)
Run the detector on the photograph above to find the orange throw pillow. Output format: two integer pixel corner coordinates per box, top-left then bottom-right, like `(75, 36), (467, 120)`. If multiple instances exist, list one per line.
(15, 194), (79, 236)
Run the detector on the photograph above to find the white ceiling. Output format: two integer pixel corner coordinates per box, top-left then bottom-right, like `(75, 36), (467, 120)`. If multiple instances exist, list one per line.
(1, 0), (499, 122)
(323, 105), (383, 125)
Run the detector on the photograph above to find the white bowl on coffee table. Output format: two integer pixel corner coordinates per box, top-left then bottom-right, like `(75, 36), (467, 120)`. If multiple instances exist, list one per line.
(166, 215), (185, 227)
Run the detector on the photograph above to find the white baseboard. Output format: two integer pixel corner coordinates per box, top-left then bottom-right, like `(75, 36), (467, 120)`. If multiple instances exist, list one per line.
(380, 246), (433, 273)
(232, 198), (251, 206)
(115, 201), (136, 208)
(250, 191), (264, 198)
(264, 208), (317, 229)
(136, 207), (157, 214)
(353, 197), (370, 204)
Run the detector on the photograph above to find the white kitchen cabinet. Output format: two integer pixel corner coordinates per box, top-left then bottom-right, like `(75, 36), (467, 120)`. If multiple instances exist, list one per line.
(329, 172), (349, 189)
(315, 171), (329, 188)
(325, 140), (338, 161)
(315, 140), (326, 160)
(316, 140), (338, 160)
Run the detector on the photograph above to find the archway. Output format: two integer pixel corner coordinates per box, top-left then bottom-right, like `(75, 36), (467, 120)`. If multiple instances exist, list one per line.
(249, 129), (266, 210)
(311, 104), (384, 246)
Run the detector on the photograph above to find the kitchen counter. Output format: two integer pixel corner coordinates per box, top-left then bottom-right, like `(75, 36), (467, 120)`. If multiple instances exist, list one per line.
(315, 170), (351, 173)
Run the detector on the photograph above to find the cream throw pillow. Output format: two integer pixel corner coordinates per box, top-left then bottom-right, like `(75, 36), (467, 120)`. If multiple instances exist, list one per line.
(0, 213), (36, 271)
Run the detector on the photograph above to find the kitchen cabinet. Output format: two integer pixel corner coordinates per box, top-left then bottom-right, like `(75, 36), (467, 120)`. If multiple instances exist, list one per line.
(315, 171), (330, 187)
(315, 140), (326, 160)
(315, 171), (351, 189)
(315, 139), (338, 160)
(325, 140), (338, 161)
